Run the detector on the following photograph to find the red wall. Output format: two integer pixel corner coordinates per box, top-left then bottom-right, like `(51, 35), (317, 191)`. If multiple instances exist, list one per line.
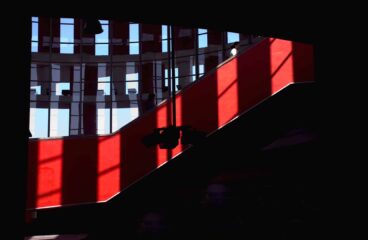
(27, 38), (314, 209)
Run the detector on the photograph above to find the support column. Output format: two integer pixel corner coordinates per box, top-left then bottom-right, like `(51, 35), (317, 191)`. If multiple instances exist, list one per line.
(82, 22), (97, 135)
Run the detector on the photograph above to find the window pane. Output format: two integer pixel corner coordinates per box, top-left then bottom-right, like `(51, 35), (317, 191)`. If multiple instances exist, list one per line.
(96, 24), (109, 43)
(58, 109), (70, 137)
(227, 32), (240, 43)
(162, 39), (167, 52)
(198, 28), (207, 34)
(129, 42), (139, 55)
(192, 65), (196, 81)
(30, 108), (49, 138)
(96, 44), (109, 56)
(112, 108), (139, 132)
(162, 25), (167, 39)
(100, 20), (109, 25)
(31, 86), (41, 95)
(60, 18), (74, 24)
(126, 72), (138, 81)
(50, 108), (70, 137)
(129, 23), (139, 42)
(32, 42), (38, 52)
(125, 81), (139, 94)
(32, 22), (38, 41)
(60, 24), (74, 43)
(199, 64), (204, 77)
(56, 82), (70, 96)
(98, 76), (111, 95)
(97, 108), (110, 134)
(198, 34), (208, 48)
(60, 43), (74, 54)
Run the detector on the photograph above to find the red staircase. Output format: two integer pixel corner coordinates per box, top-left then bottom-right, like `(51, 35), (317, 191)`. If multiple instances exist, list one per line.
(27, 38), (314, 210)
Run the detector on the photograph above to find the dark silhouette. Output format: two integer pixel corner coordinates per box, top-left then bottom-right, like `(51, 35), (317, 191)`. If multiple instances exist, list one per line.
(140, 93), (156, 114)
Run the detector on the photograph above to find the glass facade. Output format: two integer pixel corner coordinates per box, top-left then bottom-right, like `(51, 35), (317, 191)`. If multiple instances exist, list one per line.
(30, 17), (258, 138)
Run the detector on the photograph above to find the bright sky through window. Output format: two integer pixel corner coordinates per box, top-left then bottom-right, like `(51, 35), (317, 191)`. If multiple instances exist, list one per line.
(227, 32), (239, 43)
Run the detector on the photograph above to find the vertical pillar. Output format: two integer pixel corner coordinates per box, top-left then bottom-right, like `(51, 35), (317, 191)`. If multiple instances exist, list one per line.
(82, 21), (97, 135)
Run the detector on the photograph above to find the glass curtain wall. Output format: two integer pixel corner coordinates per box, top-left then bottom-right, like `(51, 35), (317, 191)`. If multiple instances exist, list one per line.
(30, 17), (257, 138)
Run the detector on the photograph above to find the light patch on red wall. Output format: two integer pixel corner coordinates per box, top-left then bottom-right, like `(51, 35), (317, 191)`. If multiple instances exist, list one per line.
(217, 58), (239, 127)
(156, 104), (169, 166)
(97, 135), (120, 201)
(270, 39), (294, 93)
(171, 95), (183, 157)
(37, 140), (63, 207)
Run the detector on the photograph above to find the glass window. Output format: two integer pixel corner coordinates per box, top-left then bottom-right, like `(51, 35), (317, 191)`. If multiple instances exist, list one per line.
(60, 18), (74, 24)
(192, 65), (196, 81)
(32, 17), (38, 52)
(112, 108), (139, 132)
(98, 76), (111, 95)
(96, 23), (109, 42)
(29, 108), (49, 138)
(129, 42), (139, 55)
(31, 86), (41, 95)
(125, 81), (139, 95)
(60, 43), (74, 54)
(50, 108), (70, 137)
(164, 68), (179, 89)
(32, 42), (38, 52)
(60, 22), (74, 42)
(129, 23), (139, 42)
(97, 108), (110, 134)
(32, 20), (38, 41)
(198, 34), (208, 48)
(60, 18), (74, 54)
(199, 64), (204, 77)
(126, 72), (138, 81)
(126, 64), (139, 94)
(99, 20), (109, 25)
(56, 82), (70, 96)
(198, 28), (207, 34)
(162, 40), (168, 53)
(227, 32), (240, 43)
(95, 22), (109, 56)
(162, 25), (168, 40)
(96, 44), (109, 56)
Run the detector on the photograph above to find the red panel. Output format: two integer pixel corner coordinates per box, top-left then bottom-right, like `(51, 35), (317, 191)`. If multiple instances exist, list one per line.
(27, 38), (314, 208)
(83, 65), (97, 135)
(74, 18), (81, 54)
(216, 58), (239, 127)
(51, 18), (60, 53)
(111, 21), (129, 55)
(141, 63), (154, 94)
(270, 38), (294, 92)
(141, 24), (161, 53)
(173, 27), (195, 50)
(207, 30), (222, 45)
(38, 17), (50, 53)
(36, 140), (63, 207)
(97, 135), (120, 201)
